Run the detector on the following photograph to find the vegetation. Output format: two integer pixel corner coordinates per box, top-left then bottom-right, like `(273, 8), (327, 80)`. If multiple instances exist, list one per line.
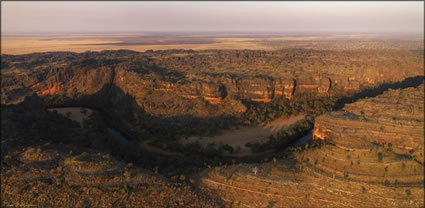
(246, 116), (314, 153)
(378, 152), (383, 162)
(1, 38), (424, 207)
(243, 94), (337, 125)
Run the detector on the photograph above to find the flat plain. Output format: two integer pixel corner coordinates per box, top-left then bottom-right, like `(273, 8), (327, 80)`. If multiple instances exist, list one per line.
(3, 33), (422, 54)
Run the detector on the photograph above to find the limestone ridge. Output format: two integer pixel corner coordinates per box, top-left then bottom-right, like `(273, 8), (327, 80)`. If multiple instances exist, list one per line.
(2, 49), (422, 115)
(314, 84), (425, 163)
(201, 84), (424, 207)
(24, 67), (329, 105)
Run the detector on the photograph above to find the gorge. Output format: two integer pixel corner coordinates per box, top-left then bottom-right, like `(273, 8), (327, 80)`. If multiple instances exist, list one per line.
(1, 47), (424, 207)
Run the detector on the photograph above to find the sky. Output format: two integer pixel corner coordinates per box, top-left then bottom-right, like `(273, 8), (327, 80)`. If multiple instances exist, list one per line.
(1, 1), (424, 35)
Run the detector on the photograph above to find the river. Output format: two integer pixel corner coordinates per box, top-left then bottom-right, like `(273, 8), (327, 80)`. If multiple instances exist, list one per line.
(47, 107), (312, 157)
(180, 114), (308, 157)
(47, 107), (132, 145)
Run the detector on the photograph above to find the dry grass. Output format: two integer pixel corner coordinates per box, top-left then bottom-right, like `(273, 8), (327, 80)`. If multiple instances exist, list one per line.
(1, 35), (273, 54)
(1, 37), (120, 54)
(180, 114), (305, 156)
(2, 33), (422, 54)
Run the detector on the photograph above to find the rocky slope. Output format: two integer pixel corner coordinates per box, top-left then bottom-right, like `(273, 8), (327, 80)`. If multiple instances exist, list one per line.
(314, 84), (424, 163)
(1, 145), (224, 207)
(200, 84), (424, 207)
(1, 95), (223, 207)
(1, 144), (226, 207)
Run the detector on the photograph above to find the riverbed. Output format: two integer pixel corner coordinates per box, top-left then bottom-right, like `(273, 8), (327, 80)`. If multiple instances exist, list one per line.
(47, 107), (312, 157)
(47, 107), (93, 126)
(180, 114), (307, 156)
(48, 107), (133, 145)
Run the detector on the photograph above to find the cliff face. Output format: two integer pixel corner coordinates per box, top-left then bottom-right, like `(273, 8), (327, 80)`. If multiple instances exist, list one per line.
(201, 84), (424, 207)
(3, 48), (423, 102)
(1, 49), (423, 131)
(17, 67), (391, 119)
(313, 84), (424, 163)
(26, 65), (333, 104)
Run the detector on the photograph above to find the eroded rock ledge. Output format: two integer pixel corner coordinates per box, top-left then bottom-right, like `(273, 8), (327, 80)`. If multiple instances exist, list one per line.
(314, 84), (424, 163)
(201, 84), (424, 207)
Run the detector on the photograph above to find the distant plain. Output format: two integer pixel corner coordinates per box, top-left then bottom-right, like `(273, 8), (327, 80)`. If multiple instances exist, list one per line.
(3, 33), (423, 54)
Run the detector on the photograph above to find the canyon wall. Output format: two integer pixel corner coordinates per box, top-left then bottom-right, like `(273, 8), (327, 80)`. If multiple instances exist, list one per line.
(201, 84), (424, 207)
(313, 84), (424, 163)
(1, 49), (423, 135)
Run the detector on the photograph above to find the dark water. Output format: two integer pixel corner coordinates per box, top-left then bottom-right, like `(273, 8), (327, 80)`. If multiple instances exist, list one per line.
(48, 107), (132, 145)
(107, 128), (131, 145)
(294, 130), (312, 146)
(48, 107), (311, 155)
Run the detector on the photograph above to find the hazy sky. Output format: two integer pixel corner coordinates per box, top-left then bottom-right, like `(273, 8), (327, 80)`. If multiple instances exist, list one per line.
(2, 1), (424, 34)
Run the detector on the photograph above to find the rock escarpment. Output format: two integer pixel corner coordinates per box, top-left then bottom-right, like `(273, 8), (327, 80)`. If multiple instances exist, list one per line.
(2, 49), (423, 115)
(201, 84), (424, 207)
(201, 159), (424, 207)
(313, 84), (424, 163)
(1, 49), (423, 142)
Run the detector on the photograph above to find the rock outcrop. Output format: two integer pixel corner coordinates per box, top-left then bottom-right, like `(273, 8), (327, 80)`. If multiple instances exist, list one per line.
(313, 84), (424, 163)
(1, 49), (423, 152)
(3, 49), (423, 111)
(201, 84), (425, 207)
